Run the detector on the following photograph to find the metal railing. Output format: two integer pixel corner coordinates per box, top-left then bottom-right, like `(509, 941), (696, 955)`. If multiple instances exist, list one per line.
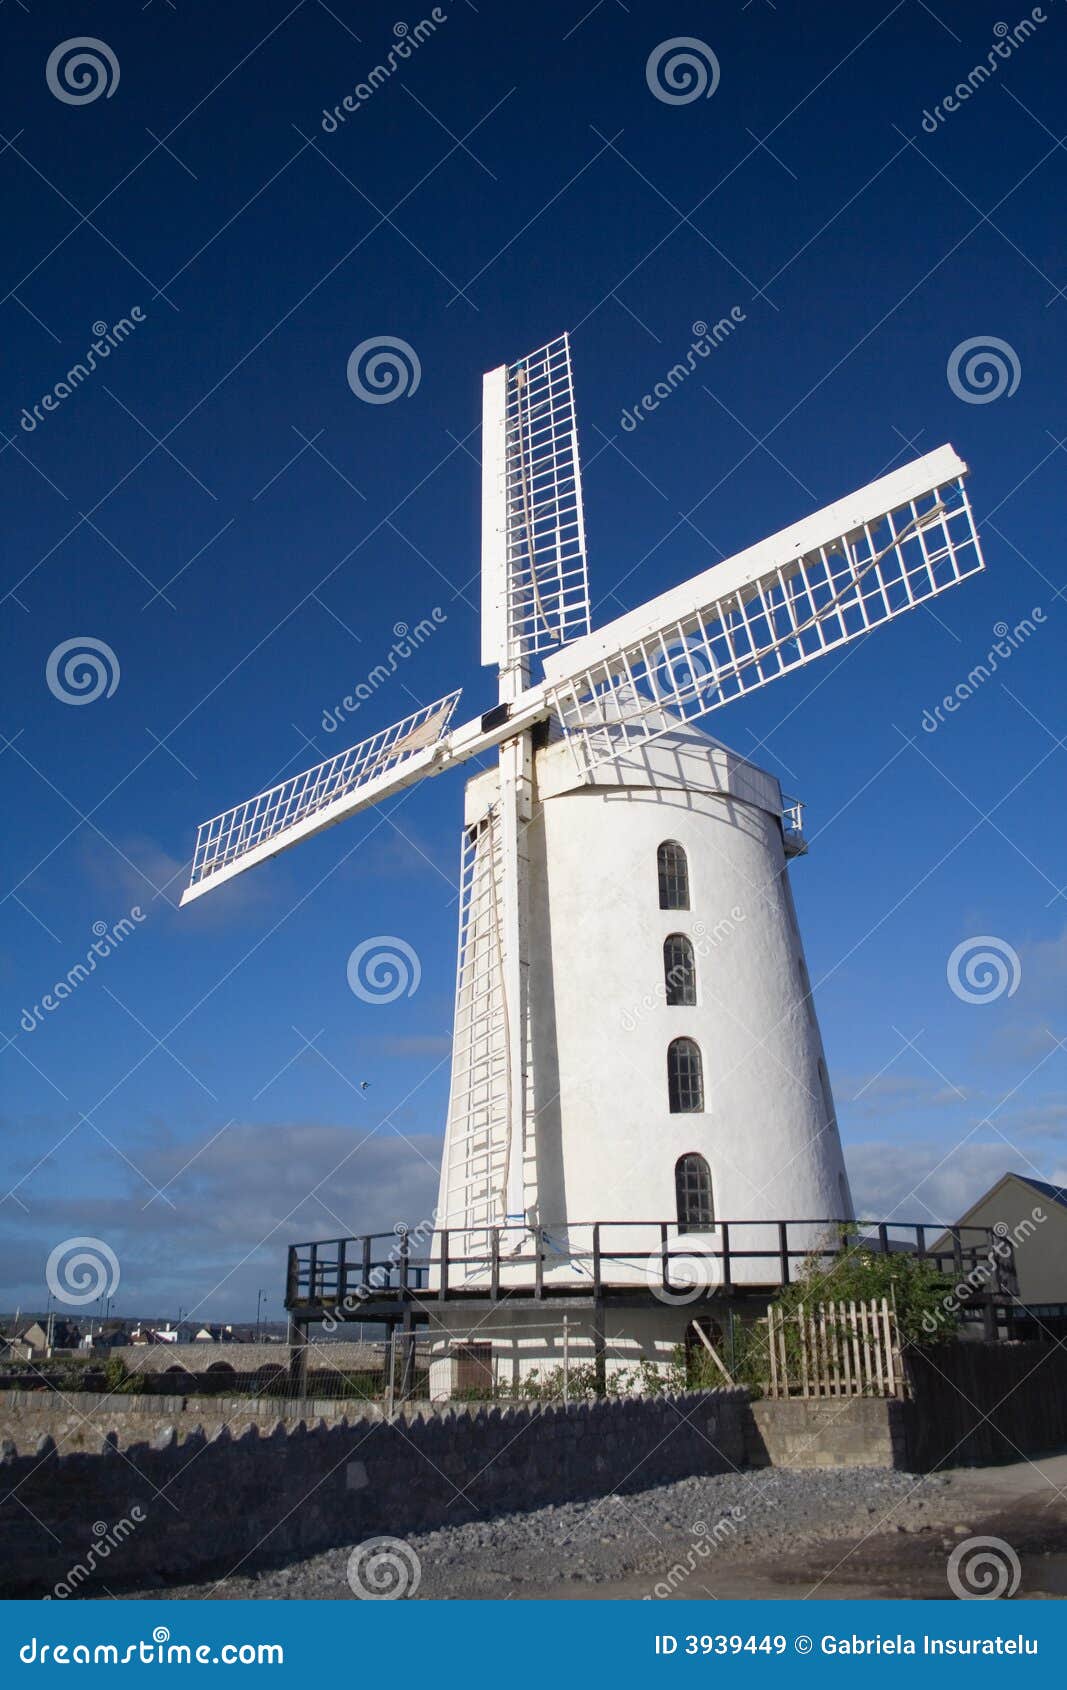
(285, 1218), (1011, 1315)
(781, 795), (806, 853)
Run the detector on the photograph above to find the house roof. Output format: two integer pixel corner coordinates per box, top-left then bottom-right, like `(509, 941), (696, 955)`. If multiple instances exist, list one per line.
(1014, 1174), (1067, 1211)
(946, 1170), (1067, 1231)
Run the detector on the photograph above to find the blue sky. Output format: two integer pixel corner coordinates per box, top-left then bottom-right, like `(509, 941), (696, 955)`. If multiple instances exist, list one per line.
(2, 0), (1064, 1322)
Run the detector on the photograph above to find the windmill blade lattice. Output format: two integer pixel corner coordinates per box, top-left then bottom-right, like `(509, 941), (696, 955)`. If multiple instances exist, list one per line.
(481, 333), (591, 672)
(542, 446), (983, 775)
(182, 691), (462, 904)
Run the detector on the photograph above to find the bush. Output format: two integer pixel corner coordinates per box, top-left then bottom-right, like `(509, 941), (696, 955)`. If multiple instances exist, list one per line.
(102, 1356), (148, 1395)
(775, 1234), (960, 1350)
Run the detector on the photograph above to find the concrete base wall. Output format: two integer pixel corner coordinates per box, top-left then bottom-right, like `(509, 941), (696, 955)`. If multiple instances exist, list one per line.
(746, 1398), (911, 1470)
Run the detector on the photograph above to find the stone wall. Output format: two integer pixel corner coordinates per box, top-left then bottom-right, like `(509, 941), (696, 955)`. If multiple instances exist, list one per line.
(0, 1389), (748, 1596)
(0, 1391), (373, 1455)
(111, 1342), (375, 1377)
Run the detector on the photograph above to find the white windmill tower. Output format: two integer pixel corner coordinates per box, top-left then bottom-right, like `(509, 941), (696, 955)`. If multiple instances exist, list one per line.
(182, 333), (985, 1384)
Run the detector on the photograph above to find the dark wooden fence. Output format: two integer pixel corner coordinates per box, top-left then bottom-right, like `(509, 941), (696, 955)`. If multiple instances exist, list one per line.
(906, 1341), (1067, 1468)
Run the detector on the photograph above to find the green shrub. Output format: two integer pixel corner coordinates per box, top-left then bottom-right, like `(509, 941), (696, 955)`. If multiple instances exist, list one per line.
(775, 1234), (960, 1350)
(102, 1356), (148, 1395)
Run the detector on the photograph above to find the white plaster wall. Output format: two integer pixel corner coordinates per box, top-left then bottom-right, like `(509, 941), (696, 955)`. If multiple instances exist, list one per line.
(526, 725), (851, 1285)
(425, 1305), (703, 1396)
(436, 719), (852, 1291)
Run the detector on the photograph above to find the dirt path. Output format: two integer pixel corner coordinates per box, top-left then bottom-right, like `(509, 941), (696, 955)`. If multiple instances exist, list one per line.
(535, 1454), (1067, 1601)
(128, 1453), (1067, 1602)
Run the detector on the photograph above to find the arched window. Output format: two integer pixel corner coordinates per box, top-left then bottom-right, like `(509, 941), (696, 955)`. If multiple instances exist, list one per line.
(658, 840), (690, 910)
(668, 1037), (704, 1112)
(664, 934), (696, 1006)
(675, 1153), (714, 1232)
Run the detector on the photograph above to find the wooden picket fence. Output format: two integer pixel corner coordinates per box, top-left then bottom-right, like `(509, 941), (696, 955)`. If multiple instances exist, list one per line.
(763, 1297), (903, 1399)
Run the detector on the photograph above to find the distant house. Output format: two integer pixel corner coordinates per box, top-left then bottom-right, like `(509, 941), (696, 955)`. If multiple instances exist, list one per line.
(192, 1324), (236, 1343)
(89, 1322), (128, 1354)
(935, 1171), (1067, 1338)
(17, 1322), (49, 1355)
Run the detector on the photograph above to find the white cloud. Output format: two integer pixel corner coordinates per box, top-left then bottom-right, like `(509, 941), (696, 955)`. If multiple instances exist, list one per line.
(844, 1138), (1058, 1227)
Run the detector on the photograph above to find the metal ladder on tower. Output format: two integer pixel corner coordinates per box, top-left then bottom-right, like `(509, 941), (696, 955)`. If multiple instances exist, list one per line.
(439, 809), (513, 1266)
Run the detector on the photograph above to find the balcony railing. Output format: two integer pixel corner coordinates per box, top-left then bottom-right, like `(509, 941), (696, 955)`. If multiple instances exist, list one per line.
(781, 795), (806, 856)
(285, 1218), (1011, 1317)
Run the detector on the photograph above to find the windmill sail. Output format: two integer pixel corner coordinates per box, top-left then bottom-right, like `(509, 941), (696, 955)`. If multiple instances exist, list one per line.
(542, 445), (983, 774)
(481, 333), (591, 673)
(181, 691), (462, 904)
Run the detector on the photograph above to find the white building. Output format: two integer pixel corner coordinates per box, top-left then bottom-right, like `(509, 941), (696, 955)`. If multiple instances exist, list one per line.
(429, 713), (853, 1392)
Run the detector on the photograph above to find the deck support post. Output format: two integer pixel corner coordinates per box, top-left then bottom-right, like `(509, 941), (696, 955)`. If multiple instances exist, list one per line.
(592, 1299), (607, 1398)
(287, 1317), (309, 1399)
(400, 1310), (416, 1402)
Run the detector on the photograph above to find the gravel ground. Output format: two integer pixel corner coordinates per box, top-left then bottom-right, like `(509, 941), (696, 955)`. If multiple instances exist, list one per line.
(130, 1465), (970, 1601)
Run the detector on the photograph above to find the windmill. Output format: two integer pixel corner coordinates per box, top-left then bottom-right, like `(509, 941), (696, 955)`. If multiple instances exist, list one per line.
(182, 334), (984, 1363)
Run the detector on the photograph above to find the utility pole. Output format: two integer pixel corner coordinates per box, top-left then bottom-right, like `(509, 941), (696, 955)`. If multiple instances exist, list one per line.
(256, 1289), (266, 1340)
